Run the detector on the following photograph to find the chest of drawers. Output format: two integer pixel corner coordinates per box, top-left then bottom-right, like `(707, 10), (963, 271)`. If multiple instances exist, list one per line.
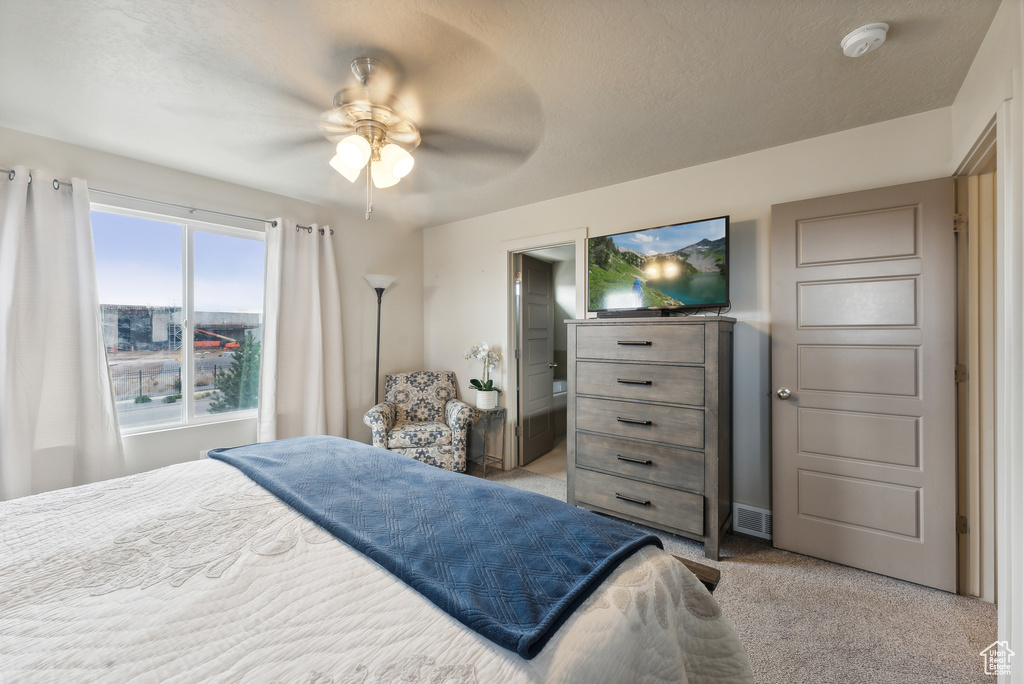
(566, 317), (734, 560)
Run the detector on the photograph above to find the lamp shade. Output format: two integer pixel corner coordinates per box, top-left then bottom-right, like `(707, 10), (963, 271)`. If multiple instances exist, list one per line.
(329, 154), (362, 182)
(336, 135), (372, 170)
(379, 143), (415, 179)
(364, 274), (396, 292)
(370, 160), (401, 189)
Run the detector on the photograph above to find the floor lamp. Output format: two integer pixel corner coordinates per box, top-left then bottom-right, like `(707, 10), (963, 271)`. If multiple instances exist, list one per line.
(364, 274), (396, 405)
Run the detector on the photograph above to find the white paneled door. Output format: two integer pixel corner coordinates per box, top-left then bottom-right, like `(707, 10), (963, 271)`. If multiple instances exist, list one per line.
(771, 178), (957, 592)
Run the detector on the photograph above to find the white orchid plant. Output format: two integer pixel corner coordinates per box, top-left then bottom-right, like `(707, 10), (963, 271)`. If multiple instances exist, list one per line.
(464, 342), (502, 394)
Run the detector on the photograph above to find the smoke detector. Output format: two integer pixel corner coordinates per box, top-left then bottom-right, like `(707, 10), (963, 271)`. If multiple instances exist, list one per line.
(841, 23), (889, 58)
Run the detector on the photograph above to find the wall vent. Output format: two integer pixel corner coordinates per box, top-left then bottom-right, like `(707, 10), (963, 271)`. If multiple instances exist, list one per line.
(733, 503), (772, 540)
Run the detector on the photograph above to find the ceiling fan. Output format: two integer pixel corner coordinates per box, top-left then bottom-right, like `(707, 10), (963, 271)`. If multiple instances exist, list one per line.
(318, 57), (423, 219)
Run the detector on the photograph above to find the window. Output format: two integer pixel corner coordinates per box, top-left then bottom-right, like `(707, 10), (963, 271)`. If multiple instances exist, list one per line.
(91, 207), (265, 432)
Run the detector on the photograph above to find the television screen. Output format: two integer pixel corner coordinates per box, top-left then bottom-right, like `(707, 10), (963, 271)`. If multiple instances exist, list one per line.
(587, 216), (729, 313)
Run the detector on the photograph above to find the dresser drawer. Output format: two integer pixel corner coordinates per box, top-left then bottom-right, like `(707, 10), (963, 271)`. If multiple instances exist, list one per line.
(576, 432), (704, 492)
(576, 323), (704, 363)
(576, 361), (705, 405)
(576, 396), (704, 449)
(575, 469), (703, 536)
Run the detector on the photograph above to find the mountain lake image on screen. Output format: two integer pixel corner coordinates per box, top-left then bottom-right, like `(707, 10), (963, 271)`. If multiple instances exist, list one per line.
(587, 216), (729, 312)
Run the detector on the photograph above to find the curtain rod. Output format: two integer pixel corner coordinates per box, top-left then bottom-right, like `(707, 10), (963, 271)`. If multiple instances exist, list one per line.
(0, 166), (327, 232)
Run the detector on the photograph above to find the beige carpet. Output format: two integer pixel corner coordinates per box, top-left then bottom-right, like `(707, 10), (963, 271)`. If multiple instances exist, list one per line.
(487, 468), (997, 684)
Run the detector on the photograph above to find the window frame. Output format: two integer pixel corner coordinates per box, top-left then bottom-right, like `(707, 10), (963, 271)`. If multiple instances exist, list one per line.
(91, 202), (266, 435)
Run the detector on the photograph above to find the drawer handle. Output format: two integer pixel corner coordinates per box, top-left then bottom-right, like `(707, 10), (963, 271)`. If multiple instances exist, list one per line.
(616, 417), (653, 426)
(617, 455), (653, 465)
(615, 493), (651, 506)
(617, 340), (652, 346)
(616, 378), (652, 386)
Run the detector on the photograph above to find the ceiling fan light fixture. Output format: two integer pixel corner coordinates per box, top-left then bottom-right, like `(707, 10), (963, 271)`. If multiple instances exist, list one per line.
(336, 134), (372, 170)
(379, 143), (415, 179)
(319, 57), (425, 218)
(329, 154), (362, 182)
(370, 160), (401, 189)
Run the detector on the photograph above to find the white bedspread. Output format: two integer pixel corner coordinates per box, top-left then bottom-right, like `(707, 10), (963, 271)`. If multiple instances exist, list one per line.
(0, 459), (751, 683)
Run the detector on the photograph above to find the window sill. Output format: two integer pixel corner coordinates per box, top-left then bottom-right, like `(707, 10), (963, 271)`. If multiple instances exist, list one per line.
(119, 410), (257, 438)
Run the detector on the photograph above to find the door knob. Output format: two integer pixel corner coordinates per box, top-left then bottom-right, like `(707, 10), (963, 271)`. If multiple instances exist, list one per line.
(776, 388), (792, 400)
(548, 362), (558, 368)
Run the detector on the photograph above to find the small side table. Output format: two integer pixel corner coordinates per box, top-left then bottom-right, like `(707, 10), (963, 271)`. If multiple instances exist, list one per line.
(467, 407), (506, 477)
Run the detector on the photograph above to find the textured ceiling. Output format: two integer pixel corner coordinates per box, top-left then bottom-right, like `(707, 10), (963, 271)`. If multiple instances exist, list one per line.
(0, 0), (1001, 228)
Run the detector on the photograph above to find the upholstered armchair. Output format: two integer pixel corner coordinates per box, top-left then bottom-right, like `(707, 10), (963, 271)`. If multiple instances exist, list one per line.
(362, 370), (475, 472)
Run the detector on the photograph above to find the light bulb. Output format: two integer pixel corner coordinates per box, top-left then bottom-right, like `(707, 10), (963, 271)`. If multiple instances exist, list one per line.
(329, 154), (361, 183)
(379, 143), (414, 179)
(335, 135), (371, 170)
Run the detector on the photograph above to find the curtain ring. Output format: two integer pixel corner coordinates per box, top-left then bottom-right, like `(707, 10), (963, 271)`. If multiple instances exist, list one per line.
(53, 179), (61, 190)
(7, 169), (14, 181)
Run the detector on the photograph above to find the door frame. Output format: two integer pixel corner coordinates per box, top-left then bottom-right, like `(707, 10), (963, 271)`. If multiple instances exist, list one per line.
(501, 228), (588, 469)
(949, 85), (1022, 658)
(944, 65), (1024, 649)
(954, 117), (998, 601)
(989, 93), (1023, 651)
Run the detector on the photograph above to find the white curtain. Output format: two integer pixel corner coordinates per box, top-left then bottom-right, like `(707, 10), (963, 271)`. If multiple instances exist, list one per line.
(257, 219), (345, 441)
(0, 166), (124, 500)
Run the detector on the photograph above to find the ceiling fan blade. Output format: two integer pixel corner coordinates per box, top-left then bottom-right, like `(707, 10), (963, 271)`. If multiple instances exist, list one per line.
(169, 13), (546, 192)
(408, 147), (523, 189)
(177, 33), (328, 116)
(418, 127), (536, 163)
(263, 133), (330, 157)
(322, 14), (544, 153)
(318, 117), (355, 143)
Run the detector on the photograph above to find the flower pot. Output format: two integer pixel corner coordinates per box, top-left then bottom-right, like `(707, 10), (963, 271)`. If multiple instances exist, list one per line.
(476, 389), (498, 410)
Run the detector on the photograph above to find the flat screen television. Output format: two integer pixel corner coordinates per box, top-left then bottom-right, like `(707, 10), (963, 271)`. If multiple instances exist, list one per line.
(587, 215), (729, 314)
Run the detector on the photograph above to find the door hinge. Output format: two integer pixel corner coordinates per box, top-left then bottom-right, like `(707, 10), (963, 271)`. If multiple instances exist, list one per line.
(514, 425), (522, 437)
(957, 515), (969, 534)
(515, 347), (520, 360)
(953, 213), (967, 233)
(955, 364), (968, 383)
(514, 271), (522, 283)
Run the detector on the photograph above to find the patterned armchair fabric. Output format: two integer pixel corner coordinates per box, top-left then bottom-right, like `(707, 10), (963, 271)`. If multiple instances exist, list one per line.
(363, 371), (474, 472)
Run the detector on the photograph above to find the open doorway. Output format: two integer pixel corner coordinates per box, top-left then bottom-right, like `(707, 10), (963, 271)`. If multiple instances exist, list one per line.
(512, 243), (575, 480)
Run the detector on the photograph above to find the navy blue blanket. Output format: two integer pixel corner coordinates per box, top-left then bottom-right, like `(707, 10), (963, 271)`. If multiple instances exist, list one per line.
(209, 436), (661, 659)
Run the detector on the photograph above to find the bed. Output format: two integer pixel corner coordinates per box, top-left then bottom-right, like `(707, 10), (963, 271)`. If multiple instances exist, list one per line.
(0, 436), (752, 683)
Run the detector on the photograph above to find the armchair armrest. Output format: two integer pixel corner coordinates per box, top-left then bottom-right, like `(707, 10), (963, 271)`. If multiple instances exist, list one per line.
(363, 402), (397, 449)
(445, 399), (475, 472)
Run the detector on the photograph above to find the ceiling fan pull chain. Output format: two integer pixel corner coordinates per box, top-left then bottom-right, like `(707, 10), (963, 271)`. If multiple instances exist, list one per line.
(365, 166), (374, 220)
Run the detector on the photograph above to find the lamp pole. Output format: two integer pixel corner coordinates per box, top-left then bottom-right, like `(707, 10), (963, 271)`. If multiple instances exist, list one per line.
(372, 286), (384, 404)
(363, 274), (396, 405)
